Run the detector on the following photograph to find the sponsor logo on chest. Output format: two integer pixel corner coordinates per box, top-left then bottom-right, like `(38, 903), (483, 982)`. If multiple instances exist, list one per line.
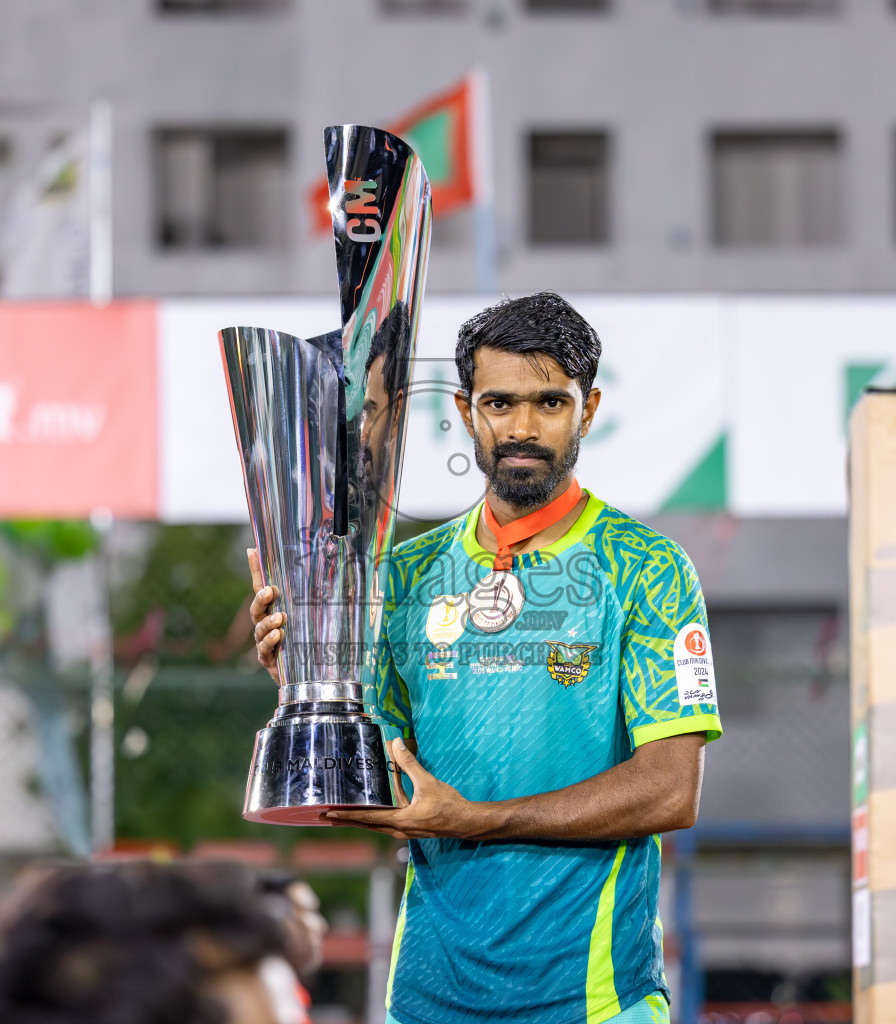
(471, 654), (525, 676)
(545, 640), (598, 688)
(426, 648), (459, 681)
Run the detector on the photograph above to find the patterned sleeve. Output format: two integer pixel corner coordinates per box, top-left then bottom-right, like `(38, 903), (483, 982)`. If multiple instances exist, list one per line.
(374, 560), (415, 740)
(620, 538), (722, 749)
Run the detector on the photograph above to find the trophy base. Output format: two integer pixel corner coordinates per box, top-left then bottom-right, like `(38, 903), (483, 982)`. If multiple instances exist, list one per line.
(247, 803), (395, 827)
(242, 708), (399, 826)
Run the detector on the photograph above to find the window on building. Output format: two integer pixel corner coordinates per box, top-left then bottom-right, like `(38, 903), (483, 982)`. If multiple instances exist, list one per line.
(430, 209), (474, 248)
(711, 130), (844, 247)
(156, 0), (286, 13)
(528, 131), (610, 245)
(0, 137), (11, 181)
(708, 0), (838, 13)
(525, 0), (609, 11)
(0, 136), (12, 207)
(379, 0), (467, 13)
(154, 128), (289, 250)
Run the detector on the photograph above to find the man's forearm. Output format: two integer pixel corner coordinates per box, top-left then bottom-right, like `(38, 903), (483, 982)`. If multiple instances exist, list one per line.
(453, 736), (704, 843)
(325, 732), (706, 842)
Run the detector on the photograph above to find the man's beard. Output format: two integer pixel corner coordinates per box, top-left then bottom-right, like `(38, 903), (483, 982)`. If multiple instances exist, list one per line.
(357, 442), (389, 511)
(473, 431), (581, 510)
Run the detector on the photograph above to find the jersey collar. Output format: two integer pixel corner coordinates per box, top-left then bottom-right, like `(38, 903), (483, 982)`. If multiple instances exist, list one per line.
(461, 489), (605, 567)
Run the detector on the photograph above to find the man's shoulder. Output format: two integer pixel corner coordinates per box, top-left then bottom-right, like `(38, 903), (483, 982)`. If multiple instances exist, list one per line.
(389, 513), (469, 587)
(582, 498), (695, 589)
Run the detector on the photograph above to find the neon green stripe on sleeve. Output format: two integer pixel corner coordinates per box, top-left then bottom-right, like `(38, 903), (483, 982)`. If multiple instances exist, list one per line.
(631, 713), (722, 748)
(586, 842), (626, 1021)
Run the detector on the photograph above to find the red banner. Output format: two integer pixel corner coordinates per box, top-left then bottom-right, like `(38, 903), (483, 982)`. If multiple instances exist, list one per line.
(0, 302), (158, 517)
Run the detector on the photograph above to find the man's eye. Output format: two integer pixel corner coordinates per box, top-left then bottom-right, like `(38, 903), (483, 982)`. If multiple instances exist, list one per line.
(487, 400), (506, 410)
(543, 398), (562, 409)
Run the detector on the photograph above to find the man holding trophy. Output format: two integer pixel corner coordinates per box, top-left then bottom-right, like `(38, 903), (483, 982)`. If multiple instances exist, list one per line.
(233, 128), (721, 1024)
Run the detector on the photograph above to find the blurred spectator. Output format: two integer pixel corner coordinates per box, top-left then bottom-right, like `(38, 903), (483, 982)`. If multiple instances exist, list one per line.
(257, 870), (328, 975)
(0, 860), (315, 1024)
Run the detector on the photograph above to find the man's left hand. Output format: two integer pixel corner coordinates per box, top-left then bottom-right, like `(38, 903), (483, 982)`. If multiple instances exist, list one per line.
(322, 732), (706, 843)
(322, 739), (476, 840)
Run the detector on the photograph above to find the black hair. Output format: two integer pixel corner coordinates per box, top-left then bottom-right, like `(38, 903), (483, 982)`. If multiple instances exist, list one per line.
(0, 861), (294, 1024)
(365, 301), (412, 406)
(455, 291), (601, 400)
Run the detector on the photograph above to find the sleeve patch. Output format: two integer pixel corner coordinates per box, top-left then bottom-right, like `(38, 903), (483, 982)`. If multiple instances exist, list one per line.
(673, 623), (717, 707)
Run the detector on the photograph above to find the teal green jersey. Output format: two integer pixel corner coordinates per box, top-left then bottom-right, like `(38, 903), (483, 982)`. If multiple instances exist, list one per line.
(376, 493), (722, 1024)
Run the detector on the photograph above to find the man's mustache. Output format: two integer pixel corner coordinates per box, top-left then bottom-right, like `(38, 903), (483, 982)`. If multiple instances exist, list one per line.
(492, 442), (555, 464)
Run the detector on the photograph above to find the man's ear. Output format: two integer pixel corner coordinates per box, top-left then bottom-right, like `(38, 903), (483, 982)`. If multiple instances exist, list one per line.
(454, 390), (475, 439)
(580, 389), (602, 438)
(390, 391), (405, 435)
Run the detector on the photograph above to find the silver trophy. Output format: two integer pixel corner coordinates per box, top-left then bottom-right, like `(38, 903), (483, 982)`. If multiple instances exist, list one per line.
(220, 126), (431, 825)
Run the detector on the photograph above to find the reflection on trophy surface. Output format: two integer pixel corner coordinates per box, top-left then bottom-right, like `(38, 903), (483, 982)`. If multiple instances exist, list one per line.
(358, 302), (411, 537)
(219, 126), (431, 825)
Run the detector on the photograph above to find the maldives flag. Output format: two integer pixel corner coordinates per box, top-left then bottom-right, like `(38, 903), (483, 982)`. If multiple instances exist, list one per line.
(309, 75), (478, 234)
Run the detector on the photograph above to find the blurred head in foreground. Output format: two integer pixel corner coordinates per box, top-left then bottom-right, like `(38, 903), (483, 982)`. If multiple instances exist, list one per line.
(0, 860), (312, 1024)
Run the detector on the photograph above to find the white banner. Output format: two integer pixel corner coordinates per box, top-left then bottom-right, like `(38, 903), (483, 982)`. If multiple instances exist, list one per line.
(158, 298), (340, 523)
(399, 296), (726, 522)
(729, 299), (896, 516)
(157, 295), (896, 523)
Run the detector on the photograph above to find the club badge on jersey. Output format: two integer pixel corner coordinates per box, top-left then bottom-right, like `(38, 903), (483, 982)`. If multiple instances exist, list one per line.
(545, 640), (598, 687)
(425, 594), (469, 647)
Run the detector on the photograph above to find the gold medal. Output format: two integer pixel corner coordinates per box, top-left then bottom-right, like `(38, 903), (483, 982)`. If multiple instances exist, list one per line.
(469, 570), (525, 634)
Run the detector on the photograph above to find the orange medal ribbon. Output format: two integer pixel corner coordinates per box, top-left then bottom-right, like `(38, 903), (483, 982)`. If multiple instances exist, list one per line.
(482, 479), (583, 571)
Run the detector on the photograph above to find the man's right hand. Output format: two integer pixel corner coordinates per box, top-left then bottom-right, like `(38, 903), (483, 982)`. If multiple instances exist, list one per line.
(248, 548), (284, 686)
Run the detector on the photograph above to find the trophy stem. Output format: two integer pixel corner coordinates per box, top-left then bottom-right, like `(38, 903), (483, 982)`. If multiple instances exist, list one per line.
(278, 681), (365, 705)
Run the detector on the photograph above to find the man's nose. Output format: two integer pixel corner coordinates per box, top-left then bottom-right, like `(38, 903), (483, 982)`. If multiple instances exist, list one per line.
(506, 403), (538, 442)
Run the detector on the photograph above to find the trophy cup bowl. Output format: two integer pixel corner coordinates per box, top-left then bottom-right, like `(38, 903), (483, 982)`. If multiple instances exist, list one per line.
(219, 126), (431, 825)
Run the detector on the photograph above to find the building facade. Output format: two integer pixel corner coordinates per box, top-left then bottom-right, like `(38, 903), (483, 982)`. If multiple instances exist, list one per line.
(1, 0), (894, 297)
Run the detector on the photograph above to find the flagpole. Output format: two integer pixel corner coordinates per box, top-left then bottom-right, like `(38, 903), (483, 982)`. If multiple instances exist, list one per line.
(89, 505), (115, 855)
(89, 99), (113, 307)
(470, 69), (497, 295)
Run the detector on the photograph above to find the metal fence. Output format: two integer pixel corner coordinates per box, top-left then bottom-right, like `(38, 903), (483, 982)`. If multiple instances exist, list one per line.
(0, 523), (854, 1023)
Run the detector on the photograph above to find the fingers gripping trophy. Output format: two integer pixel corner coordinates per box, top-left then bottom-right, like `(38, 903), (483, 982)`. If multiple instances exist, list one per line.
(219, 126), (432, 824)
